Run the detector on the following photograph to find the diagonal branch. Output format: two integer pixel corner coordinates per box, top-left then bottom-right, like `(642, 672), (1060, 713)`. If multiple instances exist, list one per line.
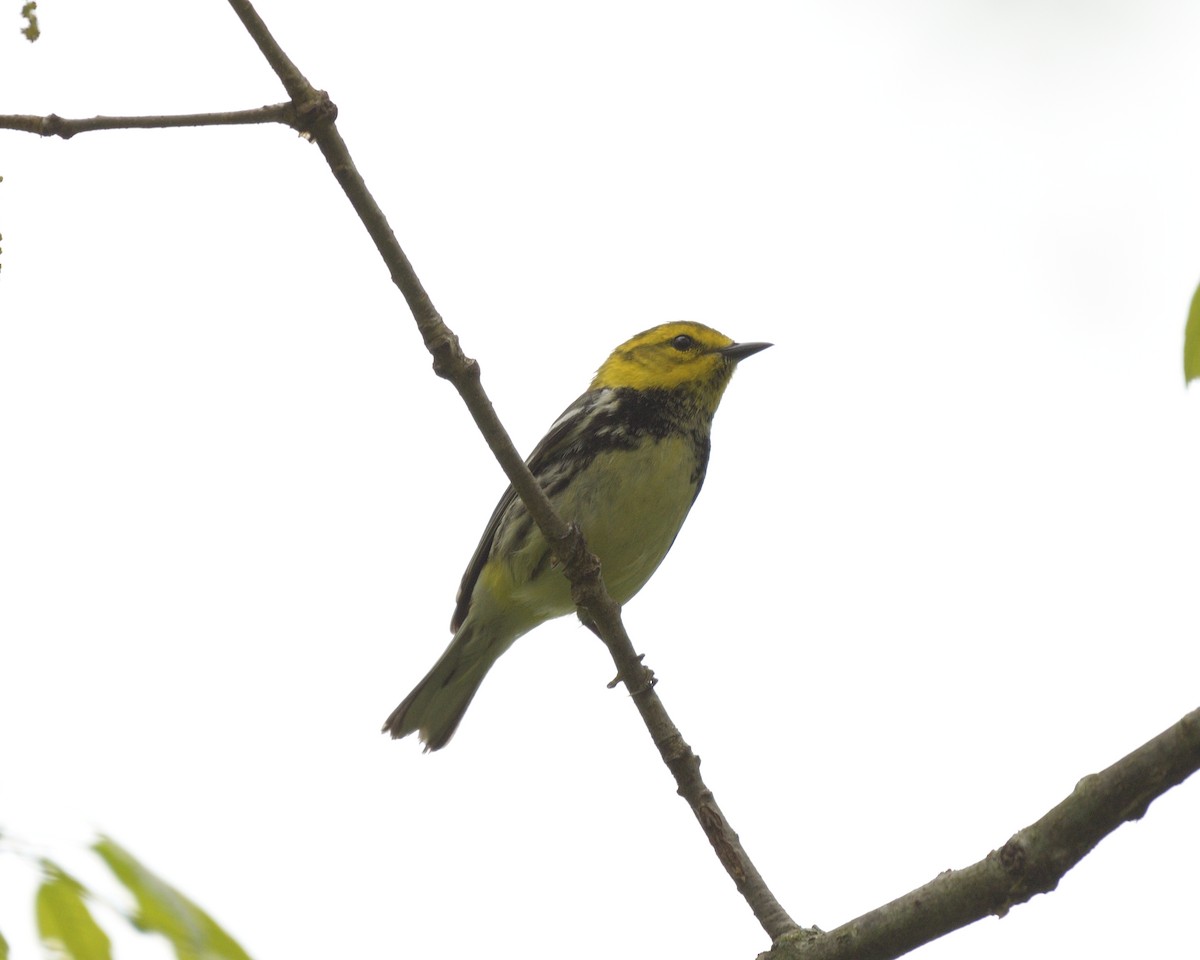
(222, 0), (799, 941)
(766, 706), (1200, 960)
(0, 105), (298, 139)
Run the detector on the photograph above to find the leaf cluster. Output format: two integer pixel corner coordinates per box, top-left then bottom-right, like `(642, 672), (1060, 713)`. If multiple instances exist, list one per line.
(11, 836), (253, 960)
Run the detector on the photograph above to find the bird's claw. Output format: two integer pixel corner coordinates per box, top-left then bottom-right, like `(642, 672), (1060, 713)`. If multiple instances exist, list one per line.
(607, 654), (654, 691)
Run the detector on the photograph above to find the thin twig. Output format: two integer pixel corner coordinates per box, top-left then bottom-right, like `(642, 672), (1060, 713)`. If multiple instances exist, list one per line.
(765, 706), (1200, 960)
(579, 612), (801, 939)
(222, 0), (799, 940)
(224, 0), (311, 103)
(0, 105), (297, 139)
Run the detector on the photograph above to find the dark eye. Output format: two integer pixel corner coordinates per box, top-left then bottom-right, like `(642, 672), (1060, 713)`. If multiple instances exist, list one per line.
(671, 334), (695, 351)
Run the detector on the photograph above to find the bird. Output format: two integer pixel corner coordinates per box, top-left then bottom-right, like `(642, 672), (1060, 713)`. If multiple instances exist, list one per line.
(382, 321), (771, 750)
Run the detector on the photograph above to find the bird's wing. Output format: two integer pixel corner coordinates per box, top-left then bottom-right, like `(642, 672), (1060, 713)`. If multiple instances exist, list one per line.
(449, 388), (615, 632)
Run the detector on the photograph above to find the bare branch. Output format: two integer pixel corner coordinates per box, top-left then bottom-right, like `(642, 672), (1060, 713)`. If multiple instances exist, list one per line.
(579, 611), (801, 939)
(225, 0), (312, 104)
(765, 706), (1200, 960)
(0, 105), (297, 139)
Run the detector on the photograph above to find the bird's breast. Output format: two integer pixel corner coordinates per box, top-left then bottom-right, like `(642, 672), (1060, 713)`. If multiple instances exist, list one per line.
(561, 433), (703, 602)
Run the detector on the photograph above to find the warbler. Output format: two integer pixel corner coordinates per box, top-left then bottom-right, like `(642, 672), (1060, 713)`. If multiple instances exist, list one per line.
(383, 321), (770, 750)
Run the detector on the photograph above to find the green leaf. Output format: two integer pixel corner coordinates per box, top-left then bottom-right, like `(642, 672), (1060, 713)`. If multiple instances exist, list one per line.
(0, 927), (10, 960)
(92, 837), (252, 960)
(1186, 278), (1200, 385)
(35, 861), (112, 960)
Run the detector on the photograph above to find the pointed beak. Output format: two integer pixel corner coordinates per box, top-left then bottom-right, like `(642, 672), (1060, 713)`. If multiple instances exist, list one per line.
(719, 341), (773, 362)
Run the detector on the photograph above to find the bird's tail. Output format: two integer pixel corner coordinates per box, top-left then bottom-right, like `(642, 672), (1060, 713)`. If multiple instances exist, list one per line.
(381, 624), (499, 751)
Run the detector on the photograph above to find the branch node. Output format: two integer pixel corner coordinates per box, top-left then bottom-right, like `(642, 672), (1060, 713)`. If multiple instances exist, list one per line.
(423, 325), (469, 381)
(659, 731), (693, 764)
(998, 837), (1026, 876)
(294, 90), (337, 138)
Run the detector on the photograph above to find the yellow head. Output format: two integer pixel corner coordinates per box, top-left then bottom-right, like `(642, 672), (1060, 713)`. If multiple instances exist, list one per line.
(590, 322), (771, 408)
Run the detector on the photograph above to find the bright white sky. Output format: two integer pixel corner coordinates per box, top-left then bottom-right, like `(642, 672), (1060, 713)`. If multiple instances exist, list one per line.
(2, 2), (1199, 958)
